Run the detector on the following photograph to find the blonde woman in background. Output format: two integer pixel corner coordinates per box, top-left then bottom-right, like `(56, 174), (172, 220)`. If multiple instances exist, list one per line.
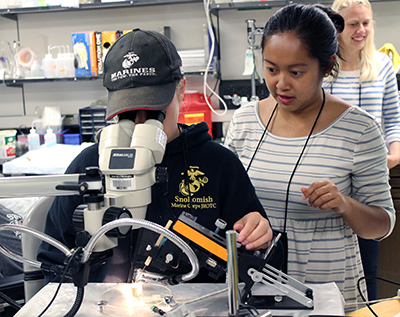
(323, 0), (400, 301)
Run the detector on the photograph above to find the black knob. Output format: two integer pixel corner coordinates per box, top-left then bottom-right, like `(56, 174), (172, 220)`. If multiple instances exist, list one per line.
(75, 230), (91, 248)
(102, 207), (132, 237)
(72, 204), (87, 233)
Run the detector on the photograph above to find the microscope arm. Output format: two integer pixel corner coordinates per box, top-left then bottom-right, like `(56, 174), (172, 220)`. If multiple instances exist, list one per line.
(0, 171), (102, 198)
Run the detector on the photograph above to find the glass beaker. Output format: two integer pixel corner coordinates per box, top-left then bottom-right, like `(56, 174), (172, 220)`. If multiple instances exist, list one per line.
(0, 41), (13, 79)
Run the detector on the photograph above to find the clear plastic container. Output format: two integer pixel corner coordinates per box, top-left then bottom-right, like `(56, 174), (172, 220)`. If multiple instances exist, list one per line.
(30, 60), (43, 78)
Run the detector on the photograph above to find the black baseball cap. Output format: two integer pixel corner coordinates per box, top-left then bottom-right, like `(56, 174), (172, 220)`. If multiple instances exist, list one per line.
(103, 29), (184, 121)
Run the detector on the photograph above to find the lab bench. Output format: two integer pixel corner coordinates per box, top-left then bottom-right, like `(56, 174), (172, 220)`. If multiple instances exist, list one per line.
(15, 282), (345, 317)
(1, 144), (89, 176)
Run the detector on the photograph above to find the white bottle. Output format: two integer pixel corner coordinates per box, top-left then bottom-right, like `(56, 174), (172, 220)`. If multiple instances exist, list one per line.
(42, 53), (56, 78)
(44, 128), (57, 148)
(55, 53), (65, 78)
(28, 128), (40, 151)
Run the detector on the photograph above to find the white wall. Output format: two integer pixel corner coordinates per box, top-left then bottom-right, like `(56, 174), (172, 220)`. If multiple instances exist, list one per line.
(0, 1), (398, 129)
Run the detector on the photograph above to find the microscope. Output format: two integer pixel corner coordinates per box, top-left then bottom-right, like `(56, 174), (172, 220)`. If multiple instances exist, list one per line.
(0, 110), (199, 289)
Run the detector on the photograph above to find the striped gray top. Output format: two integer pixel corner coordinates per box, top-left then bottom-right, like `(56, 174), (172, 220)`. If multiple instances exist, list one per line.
(224, 102), (395, 311)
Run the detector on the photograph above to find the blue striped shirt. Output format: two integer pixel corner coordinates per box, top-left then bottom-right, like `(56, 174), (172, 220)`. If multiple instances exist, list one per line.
(322, 52), (400, 146)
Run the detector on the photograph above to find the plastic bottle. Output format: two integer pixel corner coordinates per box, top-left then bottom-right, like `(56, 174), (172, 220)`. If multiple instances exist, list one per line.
(44, 128), (57, 148)
(55, 53), (65, 78)
(42, 53), (56, 78)
(28, 128), (40, 151)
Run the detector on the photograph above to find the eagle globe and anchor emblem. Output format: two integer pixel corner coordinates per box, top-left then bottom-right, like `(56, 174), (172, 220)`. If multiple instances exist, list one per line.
(122, 52), (140, 68)
(179, 166), (209, 196)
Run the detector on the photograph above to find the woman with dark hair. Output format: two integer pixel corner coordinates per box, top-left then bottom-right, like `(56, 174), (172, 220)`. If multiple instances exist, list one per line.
(225, 3), (395, 311)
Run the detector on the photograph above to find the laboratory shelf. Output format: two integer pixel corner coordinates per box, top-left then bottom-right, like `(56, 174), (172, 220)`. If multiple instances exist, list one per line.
(0, 0), (395, 19)
(0, 0), (202, 19)
(1, 76), (101, 88)
(1, 70), (215, 88)
(209, 0), (399, 13)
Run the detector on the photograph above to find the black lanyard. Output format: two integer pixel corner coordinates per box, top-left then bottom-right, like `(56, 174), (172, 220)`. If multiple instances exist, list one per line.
(247, 88), (326, 233)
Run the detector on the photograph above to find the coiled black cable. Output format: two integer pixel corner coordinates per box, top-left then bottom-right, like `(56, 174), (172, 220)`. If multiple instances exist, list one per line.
(64, 287), (84, 317)
(37, 247), (83, 317)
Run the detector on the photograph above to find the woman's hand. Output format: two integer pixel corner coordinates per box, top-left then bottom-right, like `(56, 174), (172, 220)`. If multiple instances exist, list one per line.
(301, 179), (349, 214)
(233, 212), (273, 250)
(301, 179), (391, 239)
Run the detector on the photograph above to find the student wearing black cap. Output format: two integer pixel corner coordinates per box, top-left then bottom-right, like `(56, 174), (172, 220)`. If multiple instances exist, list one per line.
(37, 29), (275, 284)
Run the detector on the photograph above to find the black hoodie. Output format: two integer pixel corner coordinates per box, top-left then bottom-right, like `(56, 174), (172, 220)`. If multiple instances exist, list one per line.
(37, 122), (267, 284)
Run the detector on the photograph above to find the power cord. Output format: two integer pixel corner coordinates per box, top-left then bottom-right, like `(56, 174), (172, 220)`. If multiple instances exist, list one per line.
(37, 247), (83, 317)
(356, 275), (400, 317)
(0, 290), (23, 311)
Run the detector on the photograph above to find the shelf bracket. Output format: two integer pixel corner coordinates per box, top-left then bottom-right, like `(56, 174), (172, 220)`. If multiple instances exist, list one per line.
(0, 12), (17, 21)
(5, 82), (23, 88)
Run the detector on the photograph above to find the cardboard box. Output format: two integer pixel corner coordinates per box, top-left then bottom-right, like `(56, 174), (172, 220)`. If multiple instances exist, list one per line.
(101, 31), (118, 62)
(72, 31), (98, 77)
(95, 31), (103, 76)
(122, 29), (133, 36)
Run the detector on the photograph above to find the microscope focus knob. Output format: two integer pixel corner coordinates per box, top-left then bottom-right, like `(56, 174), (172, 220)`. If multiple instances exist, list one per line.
(103, 207), (132, 237)
(72, 204), (88, 233)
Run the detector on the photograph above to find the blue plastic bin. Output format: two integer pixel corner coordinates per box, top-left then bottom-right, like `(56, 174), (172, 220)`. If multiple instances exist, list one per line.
(63, 133), (81, 145)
